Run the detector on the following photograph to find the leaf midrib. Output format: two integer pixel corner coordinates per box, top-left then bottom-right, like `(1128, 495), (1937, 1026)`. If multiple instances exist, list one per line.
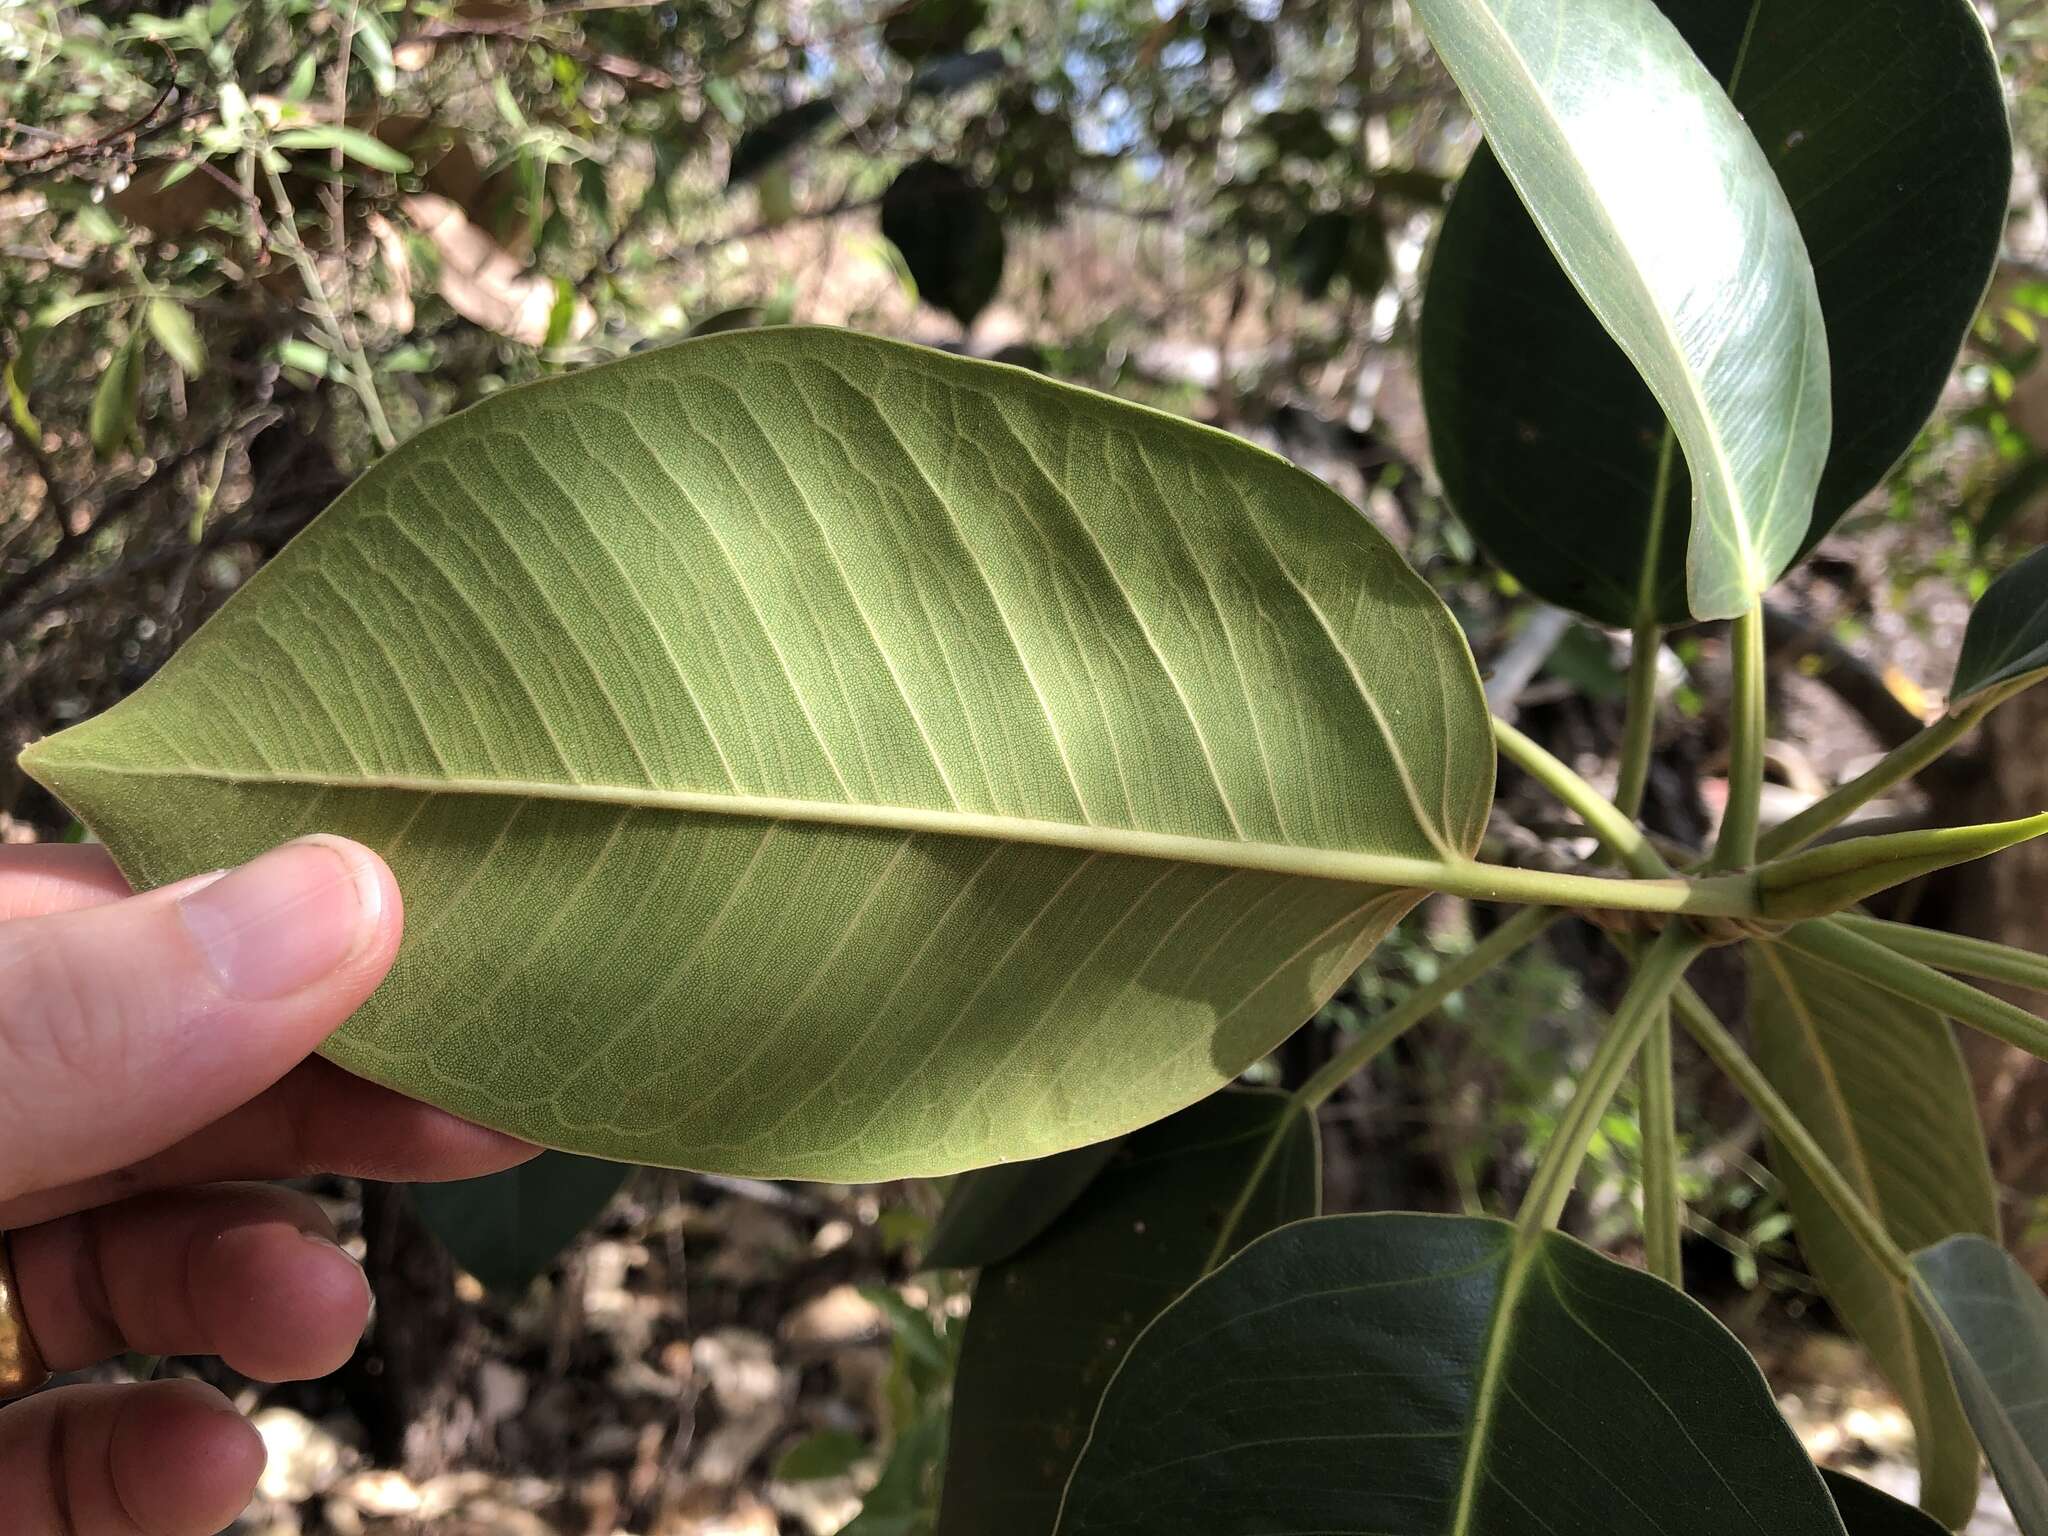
(1446, 0), (1774, 594)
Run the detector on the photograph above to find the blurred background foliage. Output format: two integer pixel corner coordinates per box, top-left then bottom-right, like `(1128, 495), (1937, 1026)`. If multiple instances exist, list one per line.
(5, 3), (2048, 1530)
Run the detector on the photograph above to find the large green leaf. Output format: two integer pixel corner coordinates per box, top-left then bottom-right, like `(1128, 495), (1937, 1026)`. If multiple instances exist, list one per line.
(1411, 0), (1830, 622)
(18, 327), (1494, 1180)
(938, 1087), (1316, 1536)
(1912, 1235), (2048, 1535)
(923, 1136), (1126, 1271)
(1056, 1212), (1849, 1534)
(1953, 545), (2048, 706)
(1748, 944), (1995, 1527)
(1420, 0), (2005, 627)
(411, 1151), (632, 1295)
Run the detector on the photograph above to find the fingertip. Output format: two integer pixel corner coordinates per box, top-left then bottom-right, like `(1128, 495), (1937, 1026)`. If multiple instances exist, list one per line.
(193, 1223), (371, 1382)
(110, 1380), (265, 1534)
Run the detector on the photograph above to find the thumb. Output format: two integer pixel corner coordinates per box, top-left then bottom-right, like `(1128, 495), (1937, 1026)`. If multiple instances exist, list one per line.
(0, 835), (403, 1202)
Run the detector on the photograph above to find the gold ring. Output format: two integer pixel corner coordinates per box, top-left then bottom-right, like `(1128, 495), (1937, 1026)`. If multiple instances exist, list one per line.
(0, 1231), (50, 1400)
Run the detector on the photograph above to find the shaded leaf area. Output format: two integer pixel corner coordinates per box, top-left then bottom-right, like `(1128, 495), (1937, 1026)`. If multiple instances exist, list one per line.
(923, 1135), (1126, 1271)
(1913, 1235), (2048, 1535)
(1413, 0), (1830, 622)
(1421, 0), (2007, 627)
(727, 97), (839, 186)
(22, 328), (1493, 1179)
(1749, 944), (1997, 1528)
(1822, 1472), (1952, 1536)
(1058, 1213), (1848, 1535)
(939, 1088), (1316, 1536)
(882, 0), (987, 62)
(1283, 208), (1388, 302)
(1953, 545), (2048, 704)
(412, 1152), (632, 1296)
(882, 161), (1008, 326)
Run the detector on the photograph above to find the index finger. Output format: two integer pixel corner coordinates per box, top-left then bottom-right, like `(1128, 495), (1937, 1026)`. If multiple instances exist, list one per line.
(0, 842), (132, 922)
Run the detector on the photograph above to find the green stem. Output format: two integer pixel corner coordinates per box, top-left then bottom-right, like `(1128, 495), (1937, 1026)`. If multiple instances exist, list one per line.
(1491, 716), (1674, 880)
(1638, 1002), (1682, 1284)
(1711, 606), (1767, 872)
(1782, 919), (2048, 1061)
(1516, 926), (1701, 1239)
(1615, 621), (1662, 823)
(1833, 912), (2048, 995)
(1204, 904), (1562, 1271)
(1668, 981), (1911, 1283)
(1756, 700), (1992, 862)
(259, 155), (397, 453)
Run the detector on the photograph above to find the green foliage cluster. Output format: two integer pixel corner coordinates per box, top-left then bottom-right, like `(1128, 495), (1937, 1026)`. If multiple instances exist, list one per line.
(11, 0), (2048, 1532)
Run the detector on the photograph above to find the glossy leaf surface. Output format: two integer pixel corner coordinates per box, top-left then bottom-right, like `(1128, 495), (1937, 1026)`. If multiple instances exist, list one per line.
(1749, 945), (1995, 1527)
(412, 1152), (631, 1295)
(923, 1136), (1125, 1271)
(938, 1088), (1316, 1536)
(20, 327), (1493, 1179)
(1057, 1212), (1848, 1534)
(1952, 546), (2048, 705)
(1913, 1235), (2048, 1535)
(1421, 0), (2005, 626)
(1412, 0), (1829, 621)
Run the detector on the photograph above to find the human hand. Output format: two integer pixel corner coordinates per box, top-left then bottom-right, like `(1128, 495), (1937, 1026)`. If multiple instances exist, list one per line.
(0, 834), (535, 1532)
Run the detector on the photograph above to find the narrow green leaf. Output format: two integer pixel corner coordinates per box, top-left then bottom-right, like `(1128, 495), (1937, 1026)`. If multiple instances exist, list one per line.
(146, 298), (206, 378)
(939, 1088), (1316, 1536)
(1952, 546), (2048, 705)
(411, 1152), (630, 1295)
(1421, 0), (2004, 626)
(923, 1136), (1125, 1271)
(273, 126), (413, 174)
(1749, 945), (1994, 1527)
(277, 337), (336, 378)
(88, 333), (139, 459)
(1056, 1213), (1849, 1534)
(1785, 920), (2048, 1065)
(1912, 1235), (2048, 1535)
(1822, 1472), (1953, 1536)
(351, 4), (398, 95)
(19, 328), (1494, 1179)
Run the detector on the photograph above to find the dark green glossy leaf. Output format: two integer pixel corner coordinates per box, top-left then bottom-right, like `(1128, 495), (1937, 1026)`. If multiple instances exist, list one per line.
(1421, 0), (2007, 627)
(881, 161), (1006, 327)
(1952, 546), (2048, 705)
(1749, 945), (1995, 1527)
(923, 1136), (1125, 1271)
(1912, 1235), (2048, 1534)
(1822, 1472), (1952, 1536)
(1057, 1213), (1848, 1535)
(412, 1152), (631, 1295)
(938, 1088), (1316, 1536)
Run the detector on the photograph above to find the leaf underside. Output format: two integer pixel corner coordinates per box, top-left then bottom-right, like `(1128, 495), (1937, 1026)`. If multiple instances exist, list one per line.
(20, 327), (1493, 1180)
(1056, 1212), (1850, 1535)
(1912, 1235), (2048, 1536)
(939, 1087), (1317, 1536)
(1420, 0), (2004, 626)
(1748, 944), (1995, 1528)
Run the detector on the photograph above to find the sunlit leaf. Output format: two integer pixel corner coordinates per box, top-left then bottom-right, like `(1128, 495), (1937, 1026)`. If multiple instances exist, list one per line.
(1912, 1235), (2048, 1535)
(1421, 0), (2002, 626)
(20, 329), (1494, 1179)
(1952, 546), (2048, 706)
(1057, 1213), (1848, 1534)
(1749, 944), (1995, 1527)
(939, 1089), (1315, 1536)
(146, 298), (206, 378)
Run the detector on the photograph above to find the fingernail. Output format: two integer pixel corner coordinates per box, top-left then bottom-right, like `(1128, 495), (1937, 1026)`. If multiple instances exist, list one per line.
(301, 1229), (372, 1294)
(177, 836), (383, 999)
